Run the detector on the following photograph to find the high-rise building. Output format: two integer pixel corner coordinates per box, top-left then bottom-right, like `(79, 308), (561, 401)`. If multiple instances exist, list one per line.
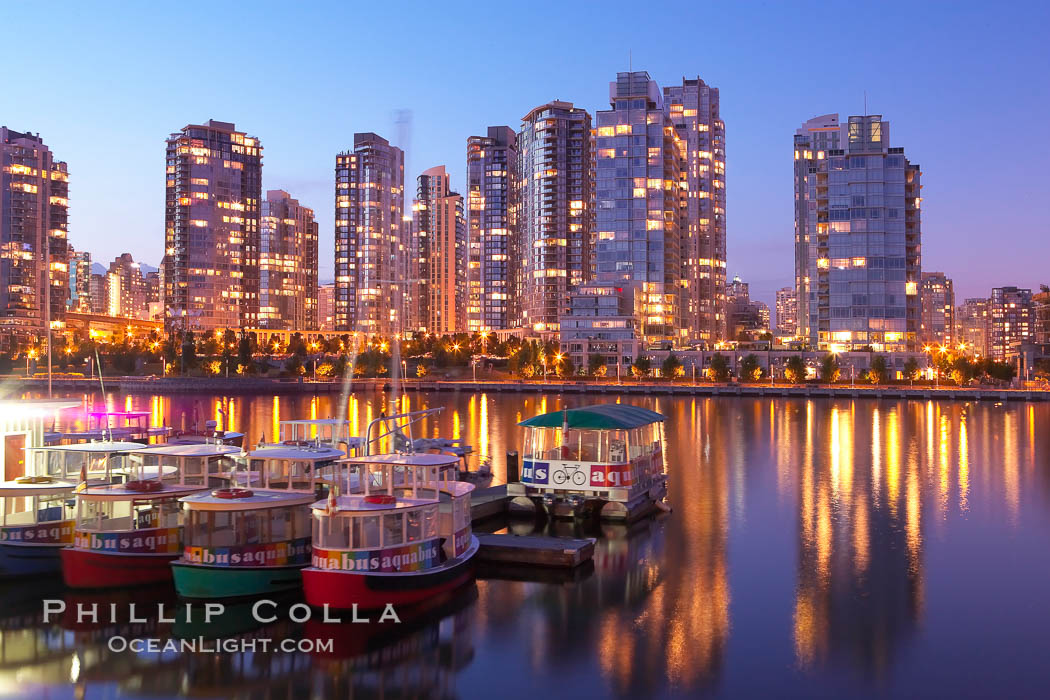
(990, 286), (1034, 360)
(776, 287), (798, 338)
(410, 166), (466, 335)
(105, 253), (150, 319)
(0, 127), (69, 349)
(163, 120), (262, 331)
(518, 101), (593, 336)
(318, 283), (335, 331)
(1034, 287), (1050, 351)
(794, 114), (922, 351)
(334, 133), (405, 335)
(663, 77), (726, 344)
(259, 190), (319, 330)
(88, 273), (107, 315)
(957, 297), (991, 357)
(726, 275), (766, 339)
(595, 72), (687, 344)
(68, 246), (92, 313)
(919, 272), (954, 346)
(466, 127), (518, 332)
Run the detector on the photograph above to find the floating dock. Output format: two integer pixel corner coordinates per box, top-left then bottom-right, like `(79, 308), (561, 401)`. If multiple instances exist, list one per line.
(475, 533), (594, 569)
(470, 484), (509, 522)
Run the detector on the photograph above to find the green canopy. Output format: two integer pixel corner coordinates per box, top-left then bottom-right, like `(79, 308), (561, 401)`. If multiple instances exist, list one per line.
(518, 404), (665, 431)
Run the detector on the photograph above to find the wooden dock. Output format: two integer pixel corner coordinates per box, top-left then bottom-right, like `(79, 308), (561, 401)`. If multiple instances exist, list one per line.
(470, 484), (509, 522)
(475, 533), (594, 568)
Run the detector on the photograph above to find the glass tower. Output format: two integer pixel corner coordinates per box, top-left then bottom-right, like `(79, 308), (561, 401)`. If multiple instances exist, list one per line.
(466, 127), (518, 332)
(517, 101), (593, 335)
(595, 72), (686, 344)
(259, 190), (318, 330)
(663, 77), (727, 344)
(334, 133), (405, 335)
(164, 120), (262, 331)
(794, 114), (922, 351)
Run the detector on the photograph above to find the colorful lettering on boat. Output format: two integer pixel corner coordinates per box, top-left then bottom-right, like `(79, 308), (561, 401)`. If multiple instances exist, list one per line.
(311, 540), (441, 572)
(521, 460), (549, 485)
(0, 520), (75, 545)
(589, 463), (634, 487)
(73, 527), (181, 554)
(182, 537), (311, 567)
(453, 526), (471, 557)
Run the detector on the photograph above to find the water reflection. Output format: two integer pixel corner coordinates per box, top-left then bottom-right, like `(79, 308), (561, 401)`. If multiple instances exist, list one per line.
(13, 390), (1050, 698)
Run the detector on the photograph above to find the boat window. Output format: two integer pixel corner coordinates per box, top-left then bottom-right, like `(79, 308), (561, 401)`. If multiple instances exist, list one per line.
(77, 498), (133, 532)
(424, 505), (438, 538)
(355, 515), (380, 549)
(452, 496), (470, 532)
(270, 507), (291, 541)
(0, 494), (69, 525)
(382, 512), (404, 547)
(406, 508), (422, 542)
(317, 514), (350, 549)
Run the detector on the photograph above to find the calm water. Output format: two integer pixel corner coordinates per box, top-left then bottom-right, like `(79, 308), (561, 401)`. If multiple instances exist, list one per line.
(5, 390), (1050, 699)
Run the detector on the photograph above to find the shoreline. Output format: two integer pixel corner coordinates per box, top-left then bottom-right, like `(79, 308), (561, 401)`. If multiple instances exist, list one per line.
(7, 376), (1049, 402)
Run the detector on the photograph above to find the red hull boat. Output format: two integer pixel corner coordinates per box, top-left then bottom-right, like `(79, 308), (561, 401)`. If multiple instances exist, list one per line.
(61, 548), (179, 588)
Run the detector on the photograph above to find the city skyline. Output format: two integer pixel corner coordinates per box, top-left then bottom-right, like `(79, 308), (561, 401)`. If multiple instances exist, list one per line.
(1, 2), (1045, 312)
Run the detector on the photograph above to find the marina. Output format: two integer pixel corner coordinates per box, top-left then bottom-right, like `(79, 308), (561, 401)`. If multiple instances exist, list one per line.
(0, 389), (1048, 698)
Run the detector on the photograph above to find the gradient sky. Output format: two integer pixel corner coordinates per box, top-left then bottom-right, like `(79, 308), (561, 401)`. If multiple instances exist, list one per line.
(2, 0), (1047, 310)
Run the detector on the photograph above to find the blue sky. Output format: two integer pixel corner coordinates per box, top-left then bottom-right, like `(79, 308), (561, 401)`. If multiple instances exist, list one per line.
(2, 0), (1047, 309)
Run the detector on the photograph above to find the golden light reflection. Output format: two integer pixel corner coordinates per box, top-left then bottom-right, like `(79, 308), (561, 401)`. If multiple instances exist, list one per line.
(939, 413), (950, 517)
(958, 414), (969, 513)
(871, 408), (881, 508)
(272, 395), (280, 444)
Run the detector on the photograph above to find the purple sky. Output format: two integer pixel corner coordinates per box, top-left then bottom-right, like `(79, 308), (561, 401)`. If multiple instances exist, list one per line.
(2, 1), (1047, 310)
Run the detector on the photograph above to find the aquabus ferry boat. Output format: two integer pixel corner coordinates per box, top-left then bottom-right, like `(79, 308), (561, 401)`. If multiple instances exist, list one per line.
(507, 403), (667, 520)
(60, 443), (236, 588)
(171, 445), (343, 600)
(302, 453), (478, 611)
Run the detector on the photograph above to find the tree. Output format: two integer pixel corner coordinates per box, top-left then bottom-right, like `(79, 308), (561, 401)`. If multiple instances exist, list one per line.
(869, 355), (888, 384)
(785, 355), (806, 384)
(740, 354), (761, 382)
(820, 353), (841, 383)
(630, 356), (651, 380)
(903, 357), (920, 381)
(950, 356), (976, 385)
(416, 362), (429, 378)
(180, 330), (198, 373)
(237, 332), (253, 374)
(661, 353), (683, 381)
(706, 353), (730, 382)
(588, 353), (607, 378)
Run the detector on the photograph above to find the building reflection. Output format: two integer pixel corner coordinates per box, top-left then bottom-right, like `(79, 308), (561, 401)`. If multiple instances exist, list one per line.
(791, 401), (925, 678)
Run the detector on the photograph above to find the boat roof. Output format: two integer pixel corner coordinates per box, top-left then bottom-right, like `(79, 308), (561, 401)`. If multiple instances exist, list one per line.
(180, 489), (317, 510)
(0, 479), (77, 496)
(25, 441), (148, 453)
(518, 404), (665, 430)
(245, 446), (344, 461)
(311, 480), (475, 513)
(87, 410), (151, 418)
(76, 482), (209, 500)
(0, 400), (80, 417)
(127, 444), (242, 458)
(338, 453), (460, 468)
(280, 418), (350, 426)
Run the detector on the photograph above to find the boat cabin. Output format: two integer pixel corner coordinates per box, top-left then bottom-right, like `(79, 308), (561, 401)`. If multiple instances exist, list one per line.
(226, 446), (344, 492)
(126, 443), (241, 487)
(24, 441), (150, 484)
(271, 419), (362, 454)
(516, 404), (665, 496)
(0, 477), (77, 549)
(311, 454), (474, 571)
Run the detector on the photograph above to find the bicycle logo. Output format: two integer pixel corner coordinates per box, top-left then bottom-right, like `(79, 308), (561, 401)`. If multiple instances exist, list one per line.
(552, 464), (588, 486)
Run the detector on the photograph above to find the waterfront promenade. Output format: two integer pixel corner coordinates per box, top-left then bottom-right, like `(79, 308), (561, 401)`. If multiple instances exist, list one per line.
(9, 375), (1050, 402)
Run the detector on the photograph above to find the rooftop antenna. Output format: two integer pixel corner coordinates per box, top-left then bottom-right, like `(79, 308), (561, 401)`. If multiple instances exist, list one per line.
(629, 49), (632, 73)
(864, 90), (868, 115)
